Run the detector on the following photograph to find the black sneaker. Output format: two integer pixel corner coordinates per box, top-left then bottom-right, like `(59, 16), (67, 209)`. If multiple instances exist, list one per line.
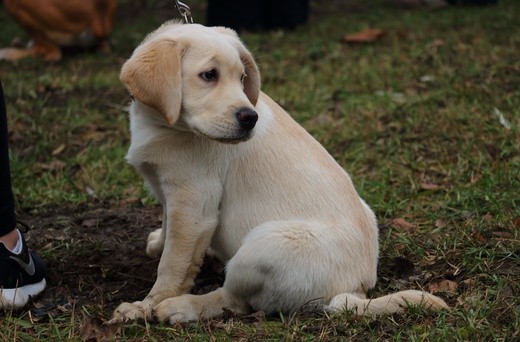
(0, 222), (47, 310)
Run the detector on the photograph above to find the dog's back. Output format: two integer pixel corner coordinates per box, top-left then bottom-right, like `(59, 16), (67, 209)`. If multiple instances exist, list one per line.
(214, 93), (378, 264)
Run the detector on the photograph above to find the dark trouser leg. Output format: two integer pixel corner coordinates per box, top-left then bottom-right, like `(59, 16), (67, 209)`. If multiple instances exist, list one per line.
(0, 81), (17, 236)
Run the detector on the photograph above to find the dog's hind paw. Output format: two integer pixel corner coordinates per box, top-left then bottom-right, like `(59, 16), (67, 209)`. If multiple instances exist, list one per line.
(154, 296), (199, 324)
(108, 301), (153, 324)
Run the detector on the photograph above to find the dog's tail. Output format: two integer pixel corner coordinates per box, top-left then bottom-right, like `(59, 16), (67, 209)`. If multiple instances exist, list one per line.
(326, 290), (448, 315)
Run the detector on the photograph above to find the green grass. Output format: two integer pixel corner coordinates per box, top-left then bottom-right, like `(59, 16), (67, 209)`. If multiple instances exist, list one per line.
(1, 0), (519, 340)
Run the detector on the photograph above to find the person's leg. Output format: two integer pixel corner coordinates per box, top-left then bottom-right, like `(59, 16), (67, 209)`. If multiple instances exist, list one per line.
(207, 0), (264, 32)
(0, 81), (17, 240)
(206, 0), (309, 32)
(0, 81), (47, 310)
(265, 0), (309, 31)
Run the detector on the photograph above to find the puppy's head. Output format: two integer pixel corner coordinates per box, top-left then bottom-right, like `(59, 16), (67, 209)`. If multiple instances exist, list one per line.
(120, 22), (261, 143)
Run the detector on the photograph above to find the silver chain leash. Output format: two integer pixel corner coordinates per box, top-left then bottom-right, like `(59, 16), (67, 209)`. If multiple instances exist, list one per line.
(173, 0), (193, 23)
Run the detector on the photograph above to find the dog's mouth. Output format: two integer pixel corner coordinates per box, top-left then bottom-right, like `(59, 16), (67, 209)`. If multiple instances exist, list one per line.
(193, 128), (254, 144)
(216, 130), (254, 144)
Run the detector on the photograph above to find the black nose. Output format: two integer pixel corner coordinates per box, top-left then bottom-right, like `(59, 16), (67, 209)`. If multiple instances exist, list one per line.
(235, 108), (258, 131)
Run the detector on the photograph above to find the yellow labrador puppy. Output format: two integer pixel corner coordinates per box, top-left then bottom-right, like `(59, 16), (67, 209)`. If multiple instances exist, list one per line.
(111, 21), (447, 324)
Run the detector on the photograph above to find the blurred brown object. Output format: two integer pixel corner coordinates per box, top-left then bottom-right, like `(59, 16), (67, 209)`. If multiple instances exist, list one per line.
(343, 29), (386, 44)
(0, 0), (117, 61)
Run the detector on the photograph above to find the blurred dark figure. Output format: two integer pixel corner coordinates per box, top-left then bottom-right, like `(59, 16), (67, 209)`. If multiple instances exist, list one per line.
(207, 0), (309, 32)
(397, 0), (497, 7)
(447, 0), (497, 4)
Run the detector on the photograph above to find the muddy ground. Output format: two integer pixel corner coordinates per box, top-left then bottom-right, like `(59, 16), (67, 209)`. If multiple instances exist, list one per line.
(17, 200), (427, 326)
(18, 202), (226, 322)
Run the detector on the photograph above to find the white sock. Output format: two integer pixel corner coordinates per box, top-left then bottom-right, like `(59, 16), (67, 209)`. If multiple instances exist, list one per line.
(11, 230), (23, 254)
(2, 230), (24, 255)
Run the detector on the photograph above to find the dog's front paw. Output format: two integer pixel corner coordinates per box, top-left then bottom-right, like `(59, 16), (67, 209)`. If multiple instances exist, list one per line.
(108, 301), (153, 324)
(146, 228), (164, 259)
(154, 295), (199, 324)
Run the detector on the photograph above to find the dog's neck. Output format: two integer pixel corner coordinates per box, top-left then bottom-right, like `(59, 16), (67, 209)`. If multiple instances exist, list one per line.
(131, 100), (191, 132)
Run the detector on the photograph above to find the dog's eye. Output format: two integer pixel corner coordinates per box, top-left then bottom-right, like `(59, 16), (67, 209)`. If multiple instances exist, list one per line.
(200, 69), (218, 82)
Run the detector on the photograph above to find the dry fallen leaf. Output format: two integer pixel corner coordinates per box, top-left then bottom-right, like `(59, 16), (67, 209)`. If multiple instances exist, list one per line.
(306, 111), (336, 127)
(52, 143), (66, 155)
(343, 28), (386, 43)
(435, 219), (446, 228)
(429, 279), (458, 294)
(427, 39), (446, 51)
(420, 182), (441, 190)
(35, 160), (66, 172)
(81, 218), (98, 227)
(482, 213), (493, 223)
(85, 186), (97, 198)
(80, 317), (121, 342)
(457, 293), (479, 310)
(461, 278), (475, 287)
(390, 217), (416, 231)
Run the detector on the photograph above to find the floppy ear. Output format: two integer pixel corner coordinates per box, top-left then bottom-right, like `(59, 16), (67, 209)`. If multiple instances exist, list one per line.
(212, 26), (261, 106)
(239, 47), (261, 106)
(120, 39), (184, 126)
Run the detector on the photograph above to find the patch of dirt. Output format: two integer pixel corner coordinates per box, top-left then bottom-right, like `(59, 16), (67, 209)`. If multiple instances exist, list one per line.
(17, 202), (224, 321)
(14, 202), (457, 323)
